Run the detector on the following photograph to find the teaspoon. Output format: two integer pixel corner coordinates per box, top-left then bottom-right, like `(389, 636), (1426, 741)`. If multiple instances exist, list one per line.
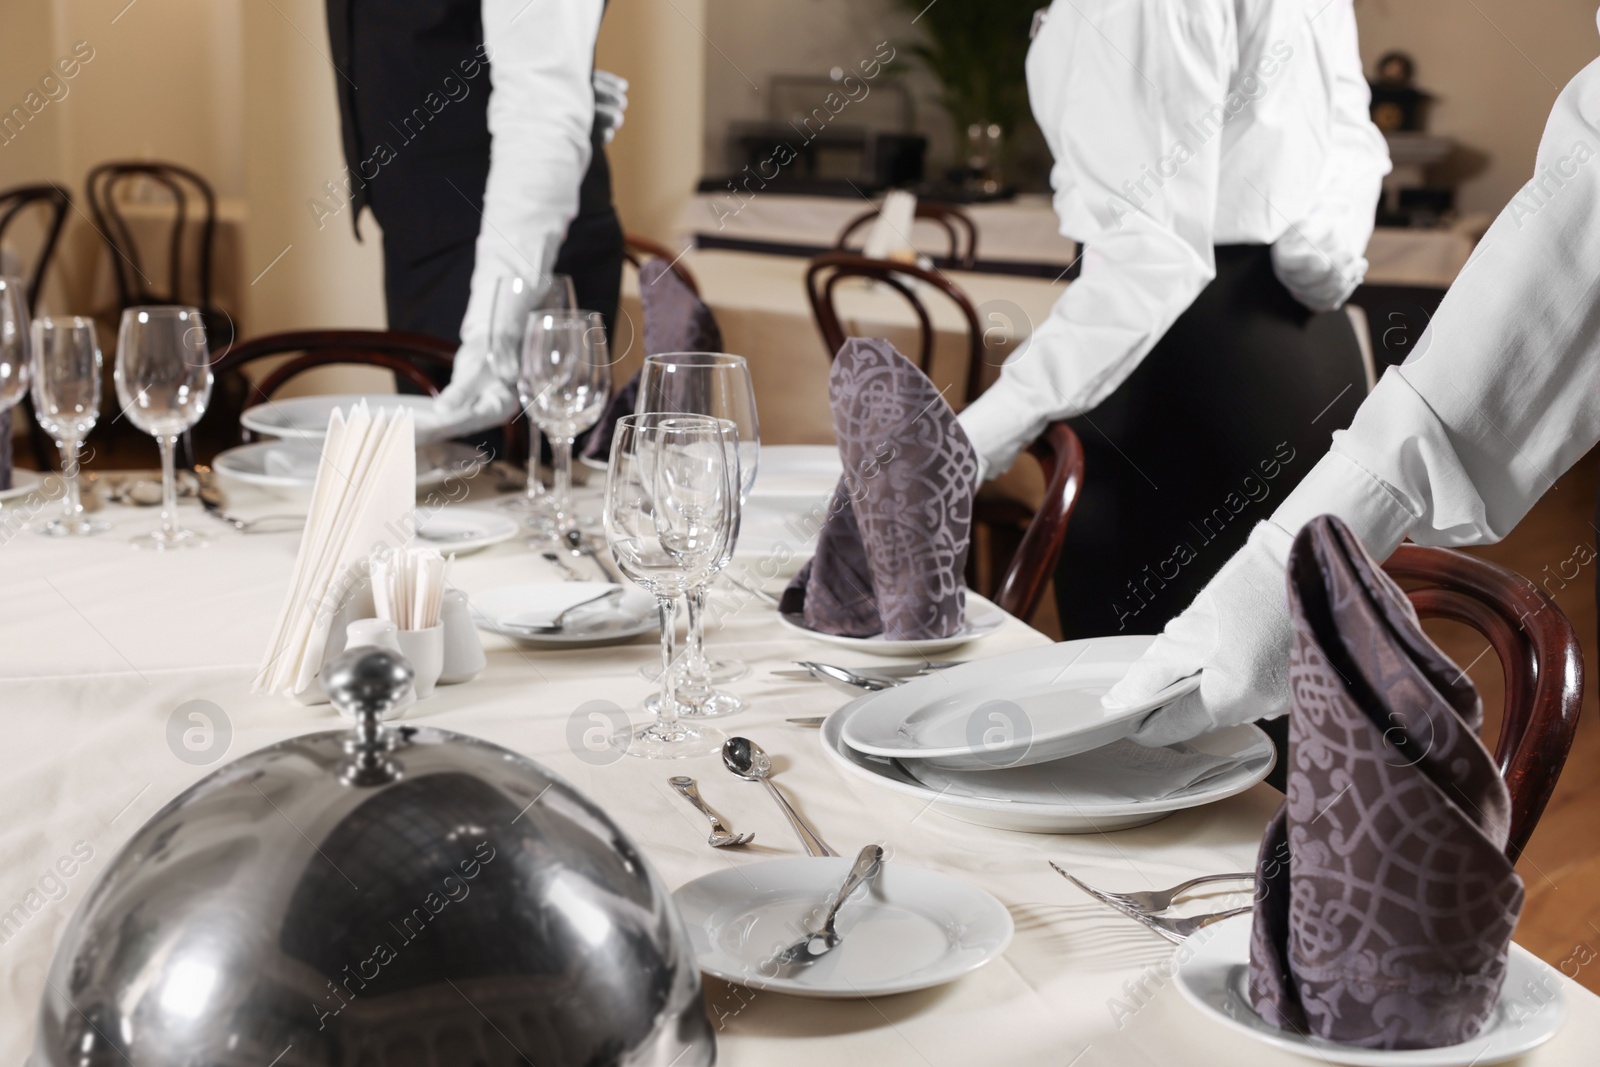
(721, 737), (836, 857)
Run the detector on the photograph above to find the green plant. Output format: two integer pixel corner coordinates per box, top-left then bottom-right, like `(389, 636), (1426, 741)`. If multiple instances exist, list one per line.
(891, 0), (1039, 143)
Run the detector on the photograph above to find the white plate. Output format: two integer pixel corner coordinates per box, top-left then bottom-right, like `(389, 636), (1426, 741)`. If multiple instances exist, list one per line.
(0, 468), (44, 503)
(672, 857), (1012, 998)
(470, 581), (657, 648)
(747, 445), (842, 511)
(214, 441), (480, 495)
(822, 703), (1273, 833)
(838, 636), (1200, 770)
(414, 507), (520, 554)
(1174, 914), (1564, 1066)
(240, 394), (451, 443)
(731, 500), (823, 580)
(778, 599), (1006, 657)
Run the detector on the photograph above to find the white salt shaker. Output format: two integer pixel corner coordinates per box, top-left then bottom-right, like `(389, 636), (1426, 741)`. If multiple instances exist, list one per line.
(438, 589), (487, 685)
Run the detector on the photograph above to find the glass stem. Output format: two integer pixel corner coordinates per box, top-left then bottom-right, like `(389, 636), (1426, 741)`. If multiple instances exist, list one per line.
(655, 595), (681, 728)
(683, 585), (711, 677)
(158, 434), (180, 538)
(59, 438), (83, 520)
(552, 436), (574, 529)
(524, 423), (545, 501)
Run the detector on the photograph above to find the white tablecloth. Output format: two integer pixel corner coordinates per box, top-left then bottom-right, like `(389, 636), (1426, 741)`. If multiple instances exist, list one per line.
(1, 475), (1594, 1065)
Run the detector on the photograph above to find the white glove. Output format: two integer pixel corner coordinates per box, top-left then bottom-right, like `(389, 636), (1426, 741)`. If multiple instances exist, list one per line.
(593, 69), (629, 144)
(1101, 521), (1295, 746)
(434, 340), (521, 438)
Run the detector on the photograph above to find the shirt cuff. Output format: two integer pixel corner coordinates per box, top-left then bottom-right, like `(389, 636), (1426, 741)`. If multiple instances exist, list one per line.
(1269, 449), (1418, 563)
(957, 386), (1049, 481)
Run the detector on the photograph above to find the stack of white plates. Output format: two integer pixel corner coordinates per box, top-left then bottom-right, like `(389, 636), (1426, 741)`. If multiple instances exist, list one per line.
(822, 635), (1275, 833)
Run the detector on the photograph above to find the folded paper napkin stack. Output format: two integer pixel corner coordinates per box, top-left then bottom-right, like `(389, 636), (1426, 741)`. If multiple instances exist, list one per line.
(582, 256), (724, 463)
(1249, 515), (1523, 1049)
(253, 402), (418, 701)
(780, 338), (978, 639)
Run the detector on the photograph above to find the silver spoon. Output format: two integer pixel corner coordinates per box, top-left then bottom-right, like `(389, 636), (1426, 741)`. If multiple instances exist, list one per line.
(668, 776), (753, 847)
(721, 737), (836, 857)
(540, 550), (585, 581)
(501, 587), (624, 634)
(769, 844), (884, 972)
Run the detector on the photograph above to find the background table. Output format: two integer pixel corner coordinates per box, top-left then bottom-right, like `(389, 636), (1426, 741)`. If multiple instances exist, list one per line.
(1, 474), (1594, 1065)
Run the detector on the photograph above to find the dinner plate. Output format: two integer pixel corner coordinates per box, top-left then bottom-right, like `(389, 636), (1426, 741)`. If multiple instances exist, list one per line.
(414, 507), (520, 554)
(0, 469), (44, 503)
(240, 393), (450, 443)
(1174, 914), (1565, 1066)
(837, 636), (1199, 770)
(821, 703), (1273, 833)
(470, 581), (657, 648)
(672, 857), (1012, 998)
(214, 440), (480, 495)
(731, 500), (823, 579)
(778, 599), (1006, 656)
(746, 444), (843, 511)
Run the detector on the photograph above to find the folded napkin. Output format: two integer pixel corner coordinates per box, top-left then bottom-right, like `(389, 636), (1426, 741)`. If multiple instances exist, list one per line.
(780, 338), (978, 639)
(581, 257), (722, 462)
(0, 408), (11, 491)
(1249, 515), (1522, 1049)
(253, 402), (418, 701)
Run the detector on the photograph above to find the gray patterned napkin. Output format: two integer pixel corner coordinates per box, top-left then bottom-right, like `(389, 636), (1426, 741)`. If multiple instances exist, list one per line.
(780, 338), (978, 639)
(1248, 515), (1522, 1049)
(582, 258), (721, 462)
(0, 409), (11, 491)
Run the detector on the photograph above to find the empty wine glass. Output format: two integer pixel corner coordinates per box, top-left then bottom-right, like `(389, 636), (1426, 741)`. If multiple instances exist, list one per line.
(114, 306), (213, 550)
(499, 273), (576, 527)
(31, 317), (107, 536)
(522, 308), (610, 535)
(0, 278), (31, 466)
(604, 414), (736, 759)
(637, 353), (760, 714)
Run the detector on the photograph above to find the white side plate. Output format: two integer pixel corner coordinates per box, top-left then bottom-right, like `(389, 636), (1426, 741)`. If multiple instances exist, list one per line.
(240, 393), (448, 443)
(778, 600), (1006, 657)
(469, 581), (657, 649)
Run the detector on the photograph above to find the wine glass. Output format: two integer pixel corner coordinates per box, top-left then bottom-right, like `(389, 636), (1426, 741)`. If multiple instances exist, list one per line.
(0, 278), (31, 461)
(114, 306), (213, 550)
(636, 353), (760, 714)
(604, 413), (737, 758)
(30, 317), (107, 536)
(499, 273), (576, 527)
(522, 308), (609, 535)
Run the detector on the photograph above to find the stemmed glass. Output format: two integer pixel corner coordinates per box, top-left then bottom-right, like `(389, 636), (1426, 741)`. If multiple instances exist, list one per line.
(637, 353), (760, 715)
(31, 317), (107, 536)
(0, 278), (30, 467)
(498, 273), (576, 526)
(114, 306), (213, 550)
(604, 413), (738, 759)
(522, 308), (609, 535)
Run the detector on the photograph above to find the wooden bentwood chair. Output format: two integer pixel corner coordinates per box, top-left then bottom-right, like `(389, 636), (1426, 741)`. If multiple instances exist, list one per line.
(0, 183), (74, 468)
(835, 199), (979, 271)
(1382, 544), (1582, 861)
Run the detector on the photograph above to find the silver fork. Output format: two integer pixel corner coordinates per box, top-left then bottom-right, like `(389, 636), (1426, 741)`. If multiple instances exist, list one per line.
(1056, 867), (1255, 914)
(1050, 863), (1252, 944)
(668, 776), (754, 847)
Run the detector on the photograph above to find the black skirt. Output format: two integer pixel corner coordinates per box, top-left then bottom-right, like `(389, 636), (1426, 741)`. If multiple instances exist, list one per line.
(1054, 244), (1367, 640)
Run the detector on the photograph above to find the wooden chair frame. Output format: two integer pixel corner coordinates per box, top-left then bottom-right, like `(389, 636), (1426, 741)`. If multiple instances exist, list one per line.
(990, 423), (1085, 623)
(835, 200), (979, 271)
(86, 161), (219, 312)
(624, 234), (699, 295)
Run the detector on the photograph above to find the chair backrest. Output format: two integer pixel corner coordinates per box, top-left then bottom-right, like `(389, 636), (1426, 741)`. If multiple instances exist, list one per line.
(85, 161), (218, 310)
(0, 184), (71, 314)
(1382, 543), (1583, 862)
(835, 200), (978, 271)
(805, 251), (987, 404)
(211, 329), (456, 444)
(990, 422), (1085, 623)
(623, 234), (699, 294)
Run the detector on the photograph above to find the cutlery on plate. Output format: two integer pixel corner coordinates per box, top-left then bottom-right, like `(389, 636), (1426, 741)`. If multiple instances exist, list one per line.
(722, 736), (838, 857)
(1055, 868), (1255, 915)
(1049, 863), (1253, 943)
(501, 588), (624, 634)
(723, 571), (783, 607)
(786, 716), (827, 728)
(197, 486), (305, 534)
(668, 776), (753, 848)
(801, 663), (900, 694)
(539, 550), (586, 581)
(565, 528), (622, 583)
(768, 844), (884, 971)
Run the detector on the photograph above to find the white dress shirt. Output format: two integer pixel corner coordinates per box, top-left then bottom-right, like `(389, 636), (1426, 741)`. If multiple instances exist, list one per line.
(437, 0), (605, 426)
(959, 0), (1391, 477)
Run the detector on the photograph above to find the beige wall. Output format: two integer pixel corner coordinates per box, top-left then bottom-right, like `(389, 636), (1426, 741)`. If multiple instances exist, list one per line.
(1355, 0), (1598, 216)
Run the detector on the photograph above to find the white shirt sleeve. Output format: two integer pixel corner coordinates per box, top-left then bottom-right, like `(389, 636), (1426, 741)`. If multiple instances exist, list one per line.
(958, 1), (1233, 478)
(1269, 55), (1600, 557)
(1268, 1), (1391, 311)
(458, 0), (604, 356)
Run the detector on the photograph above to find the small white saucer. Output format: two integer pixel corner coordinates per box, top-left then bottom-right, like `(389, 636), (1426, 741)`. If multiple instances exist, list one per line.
(672, 856), (1012, 998)
(777, 600), (1005, 657)
(414, 507), (519, 554)
(470, 581), (657, 648)
(1174, 914), (1565, 1066)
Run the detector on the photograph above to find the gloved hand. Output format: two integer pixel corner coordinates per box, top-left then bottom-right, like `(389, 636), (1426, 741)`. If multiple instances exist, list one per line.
(1101, 520), (1296, 746)
(434, 339), (521, 438)
(593, 70), (629, 144)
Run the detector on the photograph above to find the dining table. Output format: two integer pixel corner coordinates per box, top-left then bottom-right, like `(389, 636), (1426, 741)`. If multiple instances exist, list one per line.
(1, 468), (1595, 1065)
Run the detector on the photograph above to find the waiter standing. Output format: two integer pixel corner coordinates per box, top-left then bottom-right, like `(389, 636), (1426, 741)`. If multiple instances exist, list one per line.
(958, 0), (1390, 640)
(325, 0), (623, 430)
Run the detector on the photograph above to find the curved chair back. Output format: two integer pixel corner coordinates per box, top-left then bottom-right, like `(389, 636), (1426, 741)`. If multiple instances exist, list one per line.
(1383, 543), (1583, 862)
(211, 329), (457, 445)
(85, 161), (217, 312)
(990, 422), (1085, 623)
(0, 184), (71, 314)
(835, 200), (978, 271)
(805, 251), (986, 404)
(624, 234), (699, 294)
